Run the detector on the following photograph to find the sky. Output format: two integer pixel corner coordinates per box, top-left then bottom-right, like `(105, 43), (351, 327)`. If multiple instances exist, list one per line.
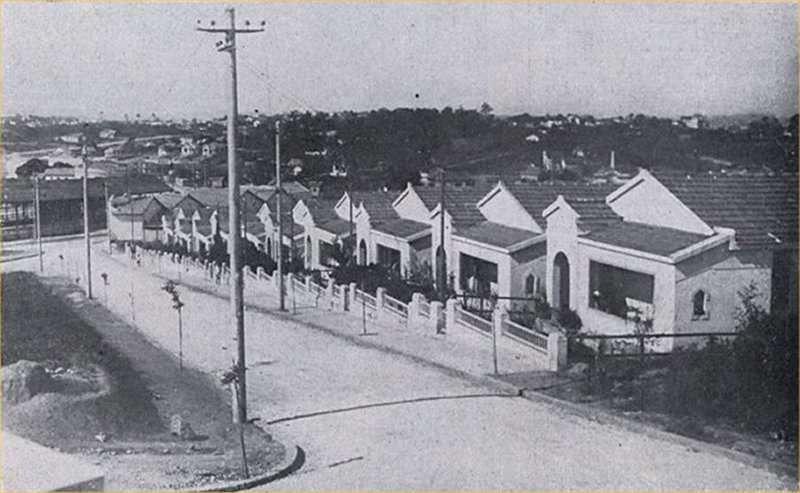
(1, 2), (797, 119)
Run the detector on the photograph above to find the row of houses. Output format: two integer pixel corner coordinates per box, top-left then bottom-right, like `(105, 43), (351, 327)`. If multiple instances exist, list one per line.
(115, 170), (797, 341)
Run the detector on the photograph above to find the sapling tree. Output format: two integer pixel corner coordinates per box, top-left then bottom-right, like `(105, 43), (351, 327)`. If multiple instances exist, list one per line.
(100, 272), (109, 305)
(161, 280), (186, 370)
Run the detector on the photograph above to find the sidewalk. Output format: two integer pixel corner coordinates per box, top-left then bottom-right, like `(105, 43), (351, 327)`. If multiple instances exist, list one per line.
(118, 250), (547, 386)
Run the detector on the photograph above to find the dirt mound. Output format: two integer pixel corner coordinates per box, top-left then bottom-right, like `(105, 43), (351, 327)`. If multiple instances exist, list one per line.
(2, 360), (55, 404)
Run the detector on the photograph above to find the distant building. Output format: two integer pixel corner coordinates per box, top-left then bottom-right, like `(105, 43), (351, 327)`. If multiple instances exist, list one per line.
(679, 114), (707, 130)
(98, 129), (118, 140)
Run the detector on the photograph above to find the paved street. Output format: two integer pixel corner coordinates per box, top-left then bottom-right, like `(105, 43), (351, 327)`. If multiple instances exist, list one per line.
(3, 239), (794, 491)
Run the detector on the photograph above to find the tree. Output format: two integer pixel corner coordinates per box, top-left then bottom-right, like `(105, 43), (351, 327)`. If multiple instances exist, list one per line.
(15, 158), (47, 178)
(161, 280), (186, 370)
(479, 102), (494, 116)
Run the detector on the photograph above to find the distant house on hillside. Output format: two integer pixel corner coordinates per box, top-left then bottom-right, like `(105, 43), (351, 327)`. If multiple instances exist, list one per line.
(679, 114), (707, 130)
(99, 129), (118, 140)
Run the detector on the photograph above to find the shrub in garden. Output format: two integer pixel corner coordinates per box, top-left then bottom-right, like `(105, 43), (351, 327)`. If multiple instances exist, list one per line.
(663, 286), (798, 438)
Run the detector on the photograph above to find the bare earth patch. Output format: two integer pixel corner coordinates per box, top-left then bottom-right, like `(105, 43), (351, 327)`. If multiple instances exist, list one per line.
(1, 272), (285, 491)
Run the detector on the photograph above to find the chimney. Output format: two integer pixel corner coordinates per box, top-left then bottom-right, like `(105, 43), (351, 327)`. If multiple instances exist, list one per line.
(610, 150), (616, 170)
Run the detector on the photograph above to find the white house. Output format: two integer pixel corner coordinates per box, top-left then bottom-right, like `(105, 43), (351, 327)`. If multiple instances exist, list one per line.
(542, 169), (797, 349)
(447, 181), (615, 307)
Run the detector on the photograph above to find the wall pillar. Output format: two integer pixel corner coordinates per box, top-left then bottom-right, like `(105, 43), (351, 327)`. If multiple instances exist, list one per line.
(409, 292), (423, 328)
(548, 332), (568, 371)
(445, 298), (458, 334)
(430, 300), (444, 333)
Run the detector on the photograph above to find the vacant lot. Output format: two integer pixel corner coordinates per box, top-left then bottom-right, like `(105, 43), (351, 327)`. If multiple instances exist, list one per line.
(1, 272), (284, 490)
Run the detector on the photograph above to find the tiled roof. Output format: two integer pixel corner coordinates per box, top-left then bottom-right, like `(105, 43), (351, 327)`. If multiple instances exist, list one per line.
(353, 190), (401, 222)
(563, 196), (621, 231)
(155, 193), (184, 210)
(185, 188), (230, 208)
(317, 218), (354, 236)
(416, 184), (492, 226)
(3, 178), (103, 202)
(196, 224), (213, 236)
(110, 196), (153, 216)
(304, 198), (339, 224)
(508, 182), (616, 224)
(2, 176), (170, 203)
(652, 171), (798, 249)
(582, 222), (711, 257)
(372, 219), (430, 239)
(456, 221), (537, 249)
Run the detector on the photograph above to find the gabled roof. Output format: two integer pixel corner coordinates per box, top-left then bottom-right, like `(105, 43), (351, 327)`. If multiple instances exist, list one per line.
(372, 219), (430, 240)
(317, 218), (354, 236)
(422, 184), (492, 226)
(581, 222), (712, 257)
(651, 170), (798, 249)
(508, 182), (616, 223)
(110, 196), (155, 216)
(303, 198), (339, 224)
(563, 196), (621, 231)
(455, 221), (538, 250)
(184, 188), (230, 208)
(353, 190), (401, 222)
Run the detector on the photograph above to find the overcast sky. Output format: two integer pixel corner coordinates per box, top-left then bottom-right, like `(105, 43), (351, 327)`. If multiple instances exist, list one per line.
(2, 2), (797, 119)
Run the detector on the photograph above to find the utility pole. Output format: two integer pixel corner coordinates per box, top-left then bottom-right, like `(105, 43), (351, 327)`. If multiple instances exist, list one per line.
(198, 9), (264, 425)
(275, 120), (285, 311)
(438, 167), (446, 301)
(104, 181), (111, 254)
(348, 171), (354, 264)
(34, 176), (43, 272)
(82, 142), (93, 299)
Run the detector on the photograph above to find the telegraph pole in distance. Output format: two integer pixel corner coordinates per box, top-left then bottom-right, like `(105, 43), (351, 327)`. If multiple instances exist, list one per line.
(275, 120), (285, 311)
(34, 176), (43, 272)
(104, 180), (111, 254)
(198, 9), (264, 425)
(82, 140), (93, 299)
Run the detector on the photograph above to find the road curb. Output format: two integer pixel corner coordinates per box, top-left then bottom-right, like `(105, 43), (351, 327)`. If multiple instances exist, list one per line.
(191, 444), (306, 493)
(513, 387), (798, 481)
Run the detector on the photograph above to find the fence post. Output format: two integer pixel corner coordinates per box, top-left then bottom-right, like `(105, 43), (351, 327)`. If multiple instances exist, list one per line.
(445, 298), (458, 334)
(430, 300), (443, 334)
(348, 282), (358, 312)
(491, 305), (506, 375)
(256, 266), (264, 280)
(547, 332), (568, 371)
(409, 293), (423, 328)
(325, 282), (335, 310)
(375, 287), (387, 323)
(305, 275), (313, 291)
(338, 284), (348, 311)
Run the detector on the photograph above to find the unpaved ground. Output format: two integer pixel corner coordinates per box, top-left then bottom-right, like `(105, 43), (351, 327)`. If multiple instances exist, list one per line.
(1, 272), (285, 491)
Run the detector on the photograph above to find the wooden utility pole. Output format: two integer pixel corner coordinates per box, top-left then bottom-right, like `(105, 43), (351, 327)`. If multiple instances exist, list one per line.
(198, 9), (264, 425)
(34, 176), (43, 272)
(438, 167), (446, 300)
(275, 120), (285, 311)
(82, 143), (93, 299)
(104, 181), (111, 254)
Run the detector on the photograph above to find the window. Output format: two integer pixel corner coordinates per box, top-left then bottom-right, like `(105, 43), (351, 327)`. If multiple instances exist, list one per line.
(524, 274), (541, 296)
(692, 290), (709, 319)
(589, 261), (654, 319)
